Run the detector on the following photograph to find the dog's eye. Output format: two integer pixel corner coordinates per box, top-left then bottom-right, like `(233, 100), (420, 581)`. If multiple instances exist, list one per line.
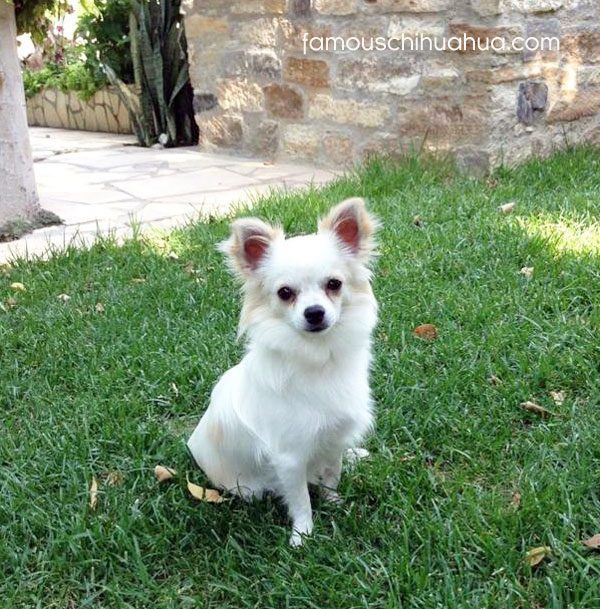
(277, 286), (295, 301)
(327, 278), (342, 291)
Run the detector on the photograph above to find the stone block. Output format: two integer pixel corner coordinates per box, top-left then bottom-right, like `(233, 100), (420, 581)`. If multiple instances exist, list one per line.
(282, 124), (321, 158)
(578, 66), (600, 88)
(447, 23), (523, 55)
(563, 27), (600, 65)
(286, 23), (333, 53)
(95, 103), (110, 133)
(199, 114), (244, 147)
(547, 88), (600, 123)
(523, 18), (560, 63)
(264, 84), (304, 119)
(220, 50), (282, 80)
(398, 96), (489, 145)
(422, 67), (463, 91)
(387, 15), (445, 39)
(291, 0), (312, 16)
(466, 66), (527, 84)
(217, 80), (264, 112)
(361, 0), (451, 12)
(516, 81), (548, 125)
(284, 57), (330, 87)
(360, 133), (405, 160)
(235, 18), (279, 47)
(188, 49), (220, 88)
(248, 49), (282, 79)
(455, 147), (491, 177)
(314, 0), (357, 15)
(248, 119), (280, 156)
(337, 56), (419, 96)
(309, 94), (389, 128)
(499, 0), (563, 12)
(185, 15), (229, 44)
(323, 134), (355, 165)
(470, 0), (501, 16)
(335, 17), (388, 40)
(230, 0), (286, 14)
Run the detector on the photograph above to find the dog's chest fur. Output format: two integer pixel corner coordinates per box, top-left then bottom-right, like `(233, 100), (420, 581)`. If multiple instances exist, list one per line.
(237, 345), (374, 454)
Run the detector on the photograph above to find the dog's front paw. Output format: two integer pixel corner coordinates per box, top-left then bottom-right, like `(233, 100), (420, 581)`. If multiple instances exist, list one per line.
(345, 447), (370, 465)
(321, 487), (344, 505)
(289, 530), (305, 547)
(289, 520), (313, 547)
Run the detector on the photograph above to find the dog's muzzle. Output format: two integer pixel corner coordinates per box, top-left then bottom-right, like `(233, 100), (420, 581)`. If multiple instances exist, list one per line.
(304, 305), (328, 332)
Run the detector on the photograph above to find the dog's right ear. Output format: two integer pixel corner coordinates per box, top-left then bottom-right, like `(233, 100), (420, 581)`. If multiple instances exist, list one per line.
(218, 218), (283, 277)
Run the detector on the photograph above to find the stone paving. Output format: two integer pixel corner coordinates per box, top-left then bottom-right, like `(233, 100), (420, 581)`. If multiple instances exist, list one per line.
(0, 127), (339, 263)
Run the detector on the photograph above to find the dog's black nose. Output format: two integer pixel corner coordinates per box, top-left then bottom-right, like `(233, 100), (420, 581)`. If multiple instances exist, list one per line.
(304, 305), (325, 326)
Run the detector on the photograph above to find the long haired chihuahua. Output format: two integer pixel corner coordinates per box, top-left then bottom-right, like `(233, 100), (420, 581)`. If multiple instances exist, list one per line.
(187, 198), (378, 546)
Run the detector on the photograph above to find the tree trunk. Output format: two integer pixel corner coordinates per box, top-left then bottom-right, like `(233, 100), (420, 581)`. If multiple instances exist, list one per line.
(0, 0), (40, 229)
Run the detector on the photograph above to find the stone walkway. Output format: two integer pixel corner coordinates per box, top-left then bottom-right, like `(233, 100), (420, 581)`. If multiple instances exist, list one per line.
(0, 127), (339, 263)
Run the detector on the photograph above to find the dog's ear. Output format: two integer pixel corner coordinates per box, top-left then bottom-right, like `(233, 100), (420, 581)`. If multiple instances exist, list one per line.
(318, 198), (378, 262)
(219, 218), (283, 277)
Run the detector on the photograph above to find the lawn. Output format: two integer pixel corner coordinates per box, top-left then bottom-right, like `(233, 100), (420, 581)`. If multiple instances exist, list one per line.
(1, 148), (599, 609)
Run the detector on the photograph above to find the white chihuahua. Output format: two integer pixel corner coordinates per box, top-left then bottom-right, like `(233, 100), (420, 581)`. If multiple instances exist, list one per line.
(187, 198), (378, 546)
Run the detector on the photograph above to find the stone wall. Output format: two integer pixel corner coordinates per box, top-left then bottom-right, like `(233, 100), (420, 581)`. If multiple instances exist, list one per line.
(183, 0), (600, 174)
(26, 87), (134, 135)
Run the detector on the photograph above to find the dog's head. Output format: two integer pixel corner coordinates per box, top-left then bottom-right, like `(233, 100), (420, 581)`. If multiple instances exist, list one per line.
(219, 198), (378, 352)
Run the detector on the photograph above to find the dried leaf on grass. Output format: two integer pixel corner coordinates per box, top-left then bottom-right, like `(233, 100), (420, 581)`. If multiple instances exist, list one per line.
(582, 534), (600, 550)
(57, 293), (71, 302)
(89, 476), (99, 510)
(187, 477), (224, 503)
(520, 266), (534, 278)
(95, 302), (105, 313)
(511, 491), (522, 510)
(10, 282), (26, 292)
(154, 465), (177, 483)
(520, 401), (553, 418)
(488, 374), (502, 386)
(550, 390), (565, 406)
(104, 471), (125, 486)
(499, 202), (516, 214)
(525, 546), (551, 567)
(413, 324), (438, 340)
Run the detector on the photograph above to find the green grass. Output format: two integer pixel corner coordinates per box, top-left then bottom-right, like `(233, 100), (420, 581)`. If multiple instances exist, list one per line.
(1, 148), (600, 608)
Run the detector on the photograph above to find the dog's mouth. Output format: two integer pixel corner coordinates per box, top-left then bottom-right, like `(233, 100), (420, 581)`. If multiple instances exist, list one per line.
(306, 324), (328, 333)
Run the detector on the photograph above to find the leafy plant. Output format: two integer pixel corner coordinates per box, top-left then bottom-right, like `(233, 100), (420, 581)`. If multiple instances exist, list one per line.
(106, 0), (198, 147)
(22, 51), (104, 101)
(14, 0), (69, 44)
(76, 0), (134, 85)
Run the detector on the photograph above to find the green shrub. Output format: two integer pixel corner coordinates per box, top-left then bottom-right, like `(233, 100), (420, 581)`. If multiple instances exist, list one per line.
(20, 0), (133, 101)
(22, 54), (104, 101)
(77, 0), (134, 85)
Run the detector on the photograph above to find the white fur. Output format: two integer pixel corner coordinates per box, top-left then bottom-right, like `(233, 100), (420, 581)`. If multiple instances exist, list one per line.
(187, 198), (378, 546)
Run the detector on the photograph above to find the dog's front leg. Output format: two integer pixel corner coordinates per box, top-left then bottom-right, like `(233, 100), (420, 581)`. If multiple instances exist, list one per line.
(319, 452), (344, 504)
(275, 455), (313, 547)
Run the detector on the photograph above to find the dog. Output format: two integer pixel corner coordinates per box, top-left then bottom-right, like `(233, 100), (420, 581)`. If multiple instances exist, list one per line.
(187, 197), (379, 546)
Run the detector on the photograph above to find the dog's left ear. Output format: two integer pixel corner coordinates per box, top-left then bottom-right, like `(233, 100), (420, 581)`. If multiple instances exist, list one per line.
(318, 198), (378, 262)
